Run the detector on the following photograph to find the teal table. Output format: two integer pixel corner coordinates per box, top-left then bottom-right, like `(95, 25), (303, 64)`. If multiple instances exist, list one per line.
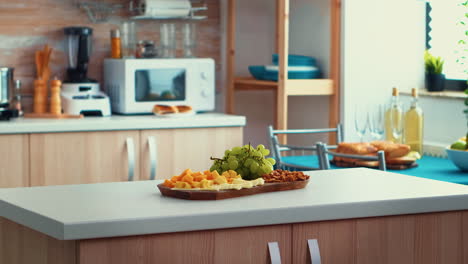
(281, 155), (468, 185)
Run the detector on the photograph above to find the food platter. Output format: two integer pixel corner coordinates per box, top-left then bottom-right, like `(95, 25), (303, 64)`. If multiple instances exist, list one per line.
(157, 180), (309, 200)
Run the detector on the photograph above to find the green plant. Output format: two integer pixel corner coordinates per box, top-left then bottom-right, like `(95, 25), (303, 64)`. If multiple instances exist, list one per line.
(425, 50), (445, 74)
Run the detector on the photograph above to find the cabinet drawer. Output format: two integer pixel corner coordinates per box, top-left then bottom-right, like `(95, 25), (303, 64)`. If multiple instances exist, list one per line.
(30, 131), (140, 186)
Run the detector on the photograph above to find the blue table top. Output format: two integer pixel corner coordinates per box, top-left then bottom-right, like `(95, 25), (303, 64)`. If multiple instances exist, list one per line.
(281, 155), (468, 185)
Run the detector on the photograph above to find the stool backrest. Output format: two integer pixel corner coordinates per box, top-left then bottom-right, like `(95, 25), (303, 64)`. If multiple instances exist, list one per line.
(267, 124), (344, 170)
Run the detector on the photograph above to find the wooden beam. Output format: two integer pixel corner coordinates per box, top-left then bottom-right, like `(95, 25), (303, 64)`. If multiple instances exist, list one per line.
(276, 0), (290, 143)
(285, 79), (334, 96)
(226, 0), (237, 114)
(329, 0), (342, 143)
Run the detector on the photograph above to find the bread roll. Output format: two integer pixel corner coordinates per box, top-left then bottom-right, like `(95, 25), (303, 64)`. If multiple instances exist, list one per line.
(153, 104), (178, 115)
(370, 141), (410, 158)
(333, 142), (377, 164)
(176, 105), (193, 113)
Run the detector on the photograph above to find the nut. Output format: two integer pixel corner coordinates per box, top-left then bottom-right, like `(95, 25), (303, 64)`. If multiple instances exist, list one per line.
(262, 169), (310, 183)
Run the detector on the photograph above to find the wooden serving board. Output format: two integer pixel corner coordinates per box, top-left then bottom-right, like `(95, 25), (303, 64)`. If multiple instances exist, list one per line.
(157, 180), (309, 200)
(331, 160), (418, 170)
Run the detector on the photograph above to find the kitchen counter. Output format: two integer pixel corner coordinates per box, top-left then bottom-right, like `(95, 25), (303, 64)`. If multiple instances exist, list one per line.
(0, 113), (246, 134)
(1, 168), (468, 240)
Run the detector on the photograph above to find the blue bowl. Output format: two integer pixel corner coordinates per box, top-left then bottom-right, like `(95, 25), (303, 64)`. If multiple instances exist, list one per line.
(249, 65), (321, 81)
(248, 65), (267, 80)
(272, 54), (317, 66)
(446, 148), (468, 171)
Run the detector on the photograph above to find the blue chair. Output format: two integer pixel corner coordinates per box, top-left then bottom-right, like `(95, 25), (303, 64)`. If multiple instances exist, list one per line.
(316, 142), (387, 171)
(267, 125), (344, 170)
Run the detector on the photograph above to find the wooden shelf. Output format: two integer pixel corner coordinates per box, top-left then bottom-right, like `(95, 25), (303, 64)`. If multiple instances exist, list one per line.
(226, 0), (341, 142)
(234, 77), (278, 90)
(234, 77), (334, 95)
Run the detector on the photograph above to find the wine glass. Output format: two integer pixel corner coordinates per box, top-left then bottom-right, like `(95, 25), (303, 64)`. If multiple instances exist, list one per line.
(354, 105), (368, 142)
(390, 109), (404, 143)
(369, 104), (385, 140)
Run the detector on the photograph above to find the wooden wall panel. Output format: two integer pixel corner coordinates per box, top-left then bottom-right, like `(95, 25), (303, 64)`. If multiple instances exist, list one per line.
(0, 0), (221, 112)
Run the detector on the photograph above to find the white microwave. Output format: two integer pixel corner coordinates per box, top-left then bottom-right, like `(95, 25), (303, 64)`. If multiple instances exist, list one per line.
(103, 58), (215, 114)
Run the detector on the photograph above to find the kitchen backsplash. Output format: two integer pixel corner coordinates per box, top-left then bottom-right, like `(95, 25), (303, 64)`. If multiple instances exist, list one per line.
(0, 0), (220, 112)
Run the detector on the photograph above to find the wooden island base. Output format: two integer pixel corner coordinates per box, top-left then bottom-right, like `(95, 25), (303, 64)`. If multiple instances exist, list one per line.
(1, 210), (468, 264)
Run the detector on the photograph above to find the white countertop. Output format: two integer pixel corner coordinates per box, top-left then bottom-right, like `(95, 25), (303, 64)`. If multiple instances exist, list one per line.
(0, 113), (246, 134)
(1, 168), (468, 240)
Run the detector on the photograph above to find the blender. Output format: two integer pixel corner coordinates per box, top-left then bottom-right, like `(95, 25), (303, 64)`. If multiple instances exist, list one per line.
(0, 67), (19, 120)
(61, 26), (111, 116)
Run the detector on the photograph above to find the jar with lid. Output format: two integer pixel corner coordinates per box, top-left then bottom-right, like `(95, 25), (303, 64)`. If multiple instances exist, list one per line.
(10, 80), (23, 116)
(136, 40), (158, 58)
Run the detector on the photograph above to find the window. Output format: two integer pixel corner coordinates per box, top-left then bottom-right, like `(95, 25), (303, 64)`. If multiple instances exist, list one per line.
(426, 0), (467, 89)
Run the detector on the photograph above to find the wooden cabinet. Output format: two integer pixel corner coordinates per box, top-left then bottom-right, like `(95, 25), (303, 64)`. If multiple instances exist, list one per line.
(293, 219), (355, 264)
(0, 126), (243, 187)
(355, 215), (415, 264)
(413, 211), (464, 264)
(463, 212), (468, 264)
(0, 219), (75, 264)
(0, 134), (29, 187)
(78, 230), (215, 264)
(293, 212), (468, 264)
(3, 211), (468, 264)
(30, 131), (140, 186)
(214, 225), (292, 264)
(140, 127), (243, 180)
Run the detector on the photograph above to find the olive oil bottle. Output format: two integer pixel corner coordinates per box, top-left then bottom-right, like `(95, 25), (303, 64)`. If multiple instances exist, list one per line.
(385, 87), (403, 143)
(404, 88), (424, 154)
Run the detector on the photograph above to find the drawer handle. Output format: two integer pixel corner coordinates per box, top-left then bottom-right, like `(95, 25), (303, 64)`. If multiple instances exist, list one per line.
(126, 137), (135, 181)
(148, 136), (157, 180)
(268, 242), (282, 264)
(308, 239), (321, 264)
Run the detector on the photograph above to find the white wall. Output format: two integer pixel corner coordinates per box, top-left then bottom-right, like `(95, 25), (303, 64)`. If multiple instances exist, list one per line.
(342, 0), (426, 142)
(342, 0), (465, 149)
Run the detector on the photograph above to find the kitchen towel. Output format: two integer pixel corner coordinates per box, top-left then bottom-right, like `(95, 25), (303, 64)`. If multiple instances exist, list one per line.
(137, 0), (191, 18)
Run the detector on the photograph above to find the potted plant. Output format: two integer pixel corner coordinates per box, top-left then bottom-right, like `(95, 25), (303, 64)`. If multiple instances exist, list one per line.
(424, 50), (445, 91)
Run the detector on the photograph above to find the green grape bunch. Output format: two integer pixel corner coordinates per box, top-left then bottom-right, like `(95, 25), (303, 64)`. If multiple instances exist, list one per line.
(210, 144), (276, 180)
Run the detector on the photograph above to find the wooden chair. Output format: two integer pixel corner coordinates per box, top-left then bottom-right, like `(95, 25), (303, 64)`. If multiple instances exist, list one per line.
(316, 142), (387, 171)
(267, 124), (343, 170)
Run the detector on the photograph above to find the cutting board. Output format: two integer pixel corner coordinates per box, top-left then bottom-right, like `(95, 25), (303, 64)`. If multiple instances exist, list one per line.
(157, 180), (309, 200)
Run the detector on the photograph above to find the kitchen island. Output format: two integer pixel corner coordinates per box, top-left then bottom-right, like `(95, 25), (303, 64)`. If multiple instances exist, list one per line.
(1, 168), (468, 263)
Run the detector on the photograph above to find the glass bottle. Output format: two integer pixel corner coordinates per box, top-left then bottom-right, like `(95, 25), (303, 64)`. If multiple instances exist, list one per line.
(404, 88), (424, 154)
(385, 87), (403, 143)
(110, 29), (121, 59)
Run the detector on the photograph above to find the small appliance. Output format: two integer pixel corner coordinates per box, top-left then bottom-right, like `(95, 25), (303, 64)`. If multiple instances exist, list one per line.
(62, 27), (111, 116)
(104, 58), (215, 114)
(0, 67), (19, 120)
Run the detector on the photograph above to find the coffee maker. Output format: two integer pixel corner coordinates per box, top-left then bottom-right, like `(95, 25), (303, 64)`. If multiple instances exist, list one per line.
(61, 26), (110, 116)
